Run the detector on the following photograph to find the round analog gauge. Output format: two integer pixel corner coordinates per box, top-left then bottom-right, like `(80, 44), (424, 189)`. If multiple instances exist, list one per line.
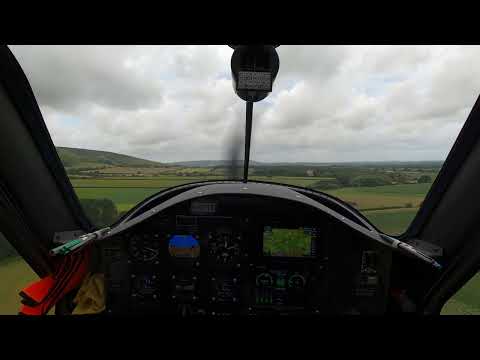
(256, 272), (274, 287)
(133, 274), (158, 296)
(288, 274), (306, 289)
(129, 234), (160, 262)
(209, 232), (240, 264)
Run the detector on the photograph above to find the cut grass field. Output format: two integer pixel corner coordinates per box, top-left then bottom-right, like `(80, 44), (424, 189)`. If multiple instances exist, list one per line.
(441, 273), (480, 315)
(71, 176), (219, 188)
(0, 257), (39, 315)
(71, 176), (334, 188)
(324, 183), (431, 210)
(363, 208), (419, 235)
(75, 187), (161, 212)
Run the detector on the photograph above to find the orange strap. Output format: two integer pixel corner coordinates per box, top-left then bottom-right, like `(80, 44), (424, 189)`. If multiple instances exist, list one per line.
(19, 245), (92, 315)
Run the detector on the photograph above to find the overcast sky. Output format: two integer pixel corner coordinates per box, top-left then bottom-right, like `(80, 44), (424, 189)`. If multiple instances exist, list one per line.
(8, 45), (480, 163)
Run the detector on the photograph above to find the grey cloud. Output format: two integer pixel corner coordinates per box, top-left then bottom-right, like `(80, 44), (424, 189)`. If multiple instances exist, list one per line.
(10, 45), (480, 163)
(10, 45), (164, 112)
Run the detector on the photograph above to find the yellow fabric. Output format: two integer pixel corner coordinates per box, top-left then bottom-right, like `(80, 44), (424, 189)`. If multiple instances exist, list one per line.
(72, 273), (106, 315)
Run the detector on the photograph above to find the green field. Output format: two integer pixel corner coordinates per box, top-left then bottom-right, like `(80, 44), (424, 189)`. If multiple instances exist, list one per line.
(71, 176), (334, 189)
(251, 176), (336, 188)
(71, 176), (219, 188)
(0, 257), (39, 315)
(441, 273), (480, 315)
(363, 208), (419, 235)
(324, 183), (431, 211)
(75, 187), (161, 212)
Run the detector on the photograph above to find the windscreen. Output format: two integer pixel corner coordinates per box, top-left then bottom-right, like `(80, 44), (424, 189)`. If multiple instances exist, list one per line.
(8, 45), (478, 236)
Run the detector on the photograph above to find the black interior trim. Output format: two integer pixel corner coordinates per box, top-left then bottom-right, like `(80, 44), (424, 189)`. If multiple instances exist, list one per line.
(0, 180), (52, 276)
(113, 179), (375, 232)
(402, 94), (480, 240)
(422, 228), (480, 314)
(0, 45), (92, 232)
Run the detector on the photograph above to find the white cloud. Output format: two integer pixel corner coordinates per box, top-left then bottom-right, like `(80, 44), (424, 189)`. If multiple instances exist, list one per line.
(8, 45), (480, 163)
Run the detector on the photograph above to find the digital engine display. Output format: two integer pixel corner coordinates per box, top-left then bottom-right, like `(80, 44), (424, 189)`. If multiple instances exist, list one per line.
(263, 227), (313, 257)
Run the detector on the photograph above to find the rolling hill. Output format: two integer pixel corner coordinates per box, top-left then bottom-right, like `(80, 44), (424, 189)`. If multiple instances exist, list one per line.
(56, 146), (444, 171)
(56, 147), (163, 168)
(171, 160), (263, 167)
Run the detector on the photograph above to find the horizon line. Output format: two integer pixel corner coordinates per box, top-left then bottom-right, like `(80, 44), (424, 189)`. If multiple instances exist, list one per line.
(55, 146), (444, 165)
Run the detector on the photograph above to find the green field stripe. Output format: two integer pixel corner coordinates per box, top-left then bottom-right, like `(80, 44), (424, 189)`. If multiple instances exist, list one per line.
(72, 177), (221, 180)
(363, 208), (418, 235)
(361, 206), (420, 212)
(441, 299), (480, 315)
(0, 257), (39, 314)
(73, 186), (170, 189)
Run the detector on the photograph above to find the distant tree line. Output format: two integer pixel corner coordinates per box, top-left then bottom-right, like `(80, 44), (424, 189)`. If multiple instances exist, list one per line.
(304, 167), (436, 192)
(418, 175), (432, 183)
(80, 198), (119, 228)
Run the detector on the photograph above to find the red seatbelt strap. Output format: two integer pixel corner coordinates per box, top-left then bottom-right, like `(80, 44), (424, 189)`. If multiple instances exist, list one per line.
(19, 245), (92, 315)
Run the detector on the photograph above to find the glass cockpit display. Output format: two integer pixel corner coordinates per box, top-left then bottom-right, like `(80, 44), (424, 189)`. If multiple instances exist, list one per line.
(263, 227), (312, 257)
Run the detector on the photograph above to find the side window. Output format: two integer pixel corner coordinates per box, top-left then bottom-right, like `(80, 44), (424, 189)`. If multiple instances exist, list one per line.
(441, 273), (480, 315)
(0, 232), (39, 314)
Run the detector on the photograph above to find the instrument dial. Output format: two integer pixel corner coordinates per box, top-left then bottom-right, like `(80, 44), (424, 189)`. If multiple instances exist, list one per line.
(256, 272), (274, 287)
(208, 232), (240, 264)
(288, 273), (306, 289)
(129, 234), (160, 262)
(132, 274), (158, 297)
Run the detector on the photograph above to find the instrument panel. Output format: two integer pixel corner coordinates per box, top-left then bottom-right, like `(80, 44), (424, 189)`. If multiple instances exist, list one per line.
(101, 194), (392, 316)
